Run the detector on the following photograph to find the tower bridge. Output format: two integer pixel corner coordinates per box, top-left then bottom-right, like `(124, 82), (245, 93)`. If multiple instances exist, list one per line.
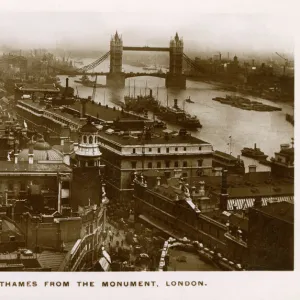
(52, 32), (197, 89)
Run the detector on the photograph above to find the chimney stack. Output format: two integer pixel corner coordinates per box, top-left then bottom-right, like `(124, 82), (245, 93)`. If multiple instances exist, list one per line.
(28, 143), (34, 164)
(28, 153), (34, 164)
(14, 153), (19, 164)
(220, 169), (228, 211)
(156, 176), (161, 186)
(254, 196), (263, 208)
(80, 99), (87, 119)
(214, 167), (223, 177)
(73, 142), (79, 152)
(199, 181), (205, 197)
(173, 99), (178, 109)
(65, 78), (69, 93)
(248, 165), (257, 173)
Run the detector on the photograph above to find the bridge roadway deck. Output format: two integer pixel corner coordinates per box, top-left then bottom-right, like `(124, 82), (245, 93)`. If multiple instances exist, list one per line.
(59, 72), (167, 78)
(123, 46), (170, 52)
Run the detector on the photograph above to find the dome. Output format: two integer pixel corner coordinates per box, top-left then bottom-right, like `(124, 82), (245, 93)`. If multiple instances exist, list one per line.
(18, 148), (63, 162)
(80, 119), (98, 133)
(33, 137), (51, 150)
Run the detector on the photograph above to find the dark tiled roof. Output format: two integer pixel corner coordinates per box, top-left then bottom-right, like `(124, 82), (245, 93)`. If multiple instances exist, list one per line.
(37, 250), (67, 271)
(252, 202), (294, 223)
(0, 161), (72, 173)
(80, 120), (98, 133)
(213, 150), (238, 161)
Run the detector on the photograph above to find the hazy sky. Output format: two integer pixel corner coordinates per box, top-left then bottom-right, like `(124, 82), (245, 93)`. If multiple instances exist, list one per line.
(0, 12), (294, 55)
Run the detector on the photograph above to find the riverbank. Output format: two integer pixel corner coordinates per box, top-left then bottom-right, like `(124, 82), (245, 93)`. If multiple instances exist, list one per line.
(187, 76), (294, 104)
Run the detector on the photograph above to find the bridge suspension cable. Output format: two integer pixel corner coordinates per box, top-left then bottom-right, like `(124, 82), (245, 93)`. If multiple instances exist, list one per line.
(48, 51), (110, 74)
(183, 53), (205, 73)
(77, 51), (110, 72)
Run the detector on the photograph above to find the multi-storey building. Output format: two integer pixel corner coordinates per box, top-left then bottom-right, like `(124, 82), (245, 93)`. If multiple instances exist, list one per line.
(270, 143), (294, 179)
(248, 201), (294, 270)
(133, 170), (294, 269)
(98, 127), (213, 202)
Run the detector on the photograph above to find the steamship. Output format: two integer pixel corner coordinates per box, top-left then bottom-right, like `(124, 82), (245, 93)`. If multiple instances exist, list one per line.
(156, 99), (202, 130)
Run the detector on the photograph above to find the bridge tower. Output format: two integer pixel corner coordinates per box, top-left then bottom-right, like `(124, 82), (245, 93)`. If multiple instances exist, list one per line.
(166, 33), (186, 89)
(107, 31), (125, 88)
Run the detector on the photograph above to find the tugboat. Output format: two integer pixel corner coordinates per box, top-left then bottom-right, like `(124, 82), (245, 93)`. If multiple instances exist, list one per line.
(156, 99), (202, 130)
(74, 74), (105, 87)
(185, 96), (194, 103)
(241, 143), (268, 160)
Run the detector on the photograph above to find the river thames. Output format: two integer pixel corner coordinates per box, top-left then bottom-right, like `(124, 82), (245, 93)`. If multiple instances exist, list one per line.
(60, 58), (294, 172)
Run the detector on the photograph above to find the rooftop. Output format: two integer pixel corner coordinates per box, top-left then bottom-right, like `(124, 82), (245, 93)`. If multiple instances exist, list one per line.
(72, 101), (143, 122)
(213, 150), (239, 161)
(37, 250), (68, 271)
(18, 149), (63, 162)
(15, 83), (60, 93)
(252, 202), (294, 224)
(0, 161), (72, 173)
(98, 129), (209, 146)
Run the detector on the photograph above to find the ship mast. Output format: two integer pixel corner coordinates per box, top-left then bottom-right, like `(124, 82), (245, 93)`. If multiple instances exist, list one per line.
(134, 80), (136, 98)
(129, 80), (131, 97)
(228, 136), (232, 155)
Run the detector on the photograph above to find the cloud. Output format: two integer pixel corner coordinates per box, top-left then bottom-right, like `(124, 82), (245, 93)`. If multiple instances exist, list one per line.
(0, 12), (294, 54)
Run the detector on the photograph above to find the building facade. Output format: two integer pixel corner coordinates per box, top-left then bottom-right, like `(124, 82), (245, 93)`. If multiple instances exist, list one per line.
(247, 202), (294, 270)
(98, 128), (213, 202)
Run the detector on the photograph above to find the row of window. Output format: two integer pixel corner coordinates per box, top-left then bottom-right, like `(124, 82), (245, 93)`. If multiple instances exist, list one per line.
(82, 135), (100, 144)
(132, 146), (203, 154)
(131, 159), (203, 169)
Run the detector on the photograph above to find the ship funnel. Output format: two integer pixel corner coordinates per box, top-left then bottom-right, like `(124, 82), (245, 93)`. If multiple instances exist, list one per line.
(254, 143), (256, 149)
(174, 99), (178, 109)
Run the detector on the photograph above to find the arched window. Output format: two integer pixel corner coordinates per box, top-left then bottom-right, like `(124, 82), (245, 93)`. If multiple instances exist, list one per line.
(89, 136), (93, 144)
(83, 135), (87, 143)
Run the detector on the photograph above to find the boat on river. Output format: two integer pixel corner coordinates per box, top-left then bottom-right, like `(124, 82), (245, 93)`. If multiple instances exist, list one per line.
(185, 96), (194, 103)
(241, 143), (268, 160)
(212, 95), (282, 112)
(124, 88), (160, 114)
(74, 75), (105, 88)
(156, 99), (202, 130)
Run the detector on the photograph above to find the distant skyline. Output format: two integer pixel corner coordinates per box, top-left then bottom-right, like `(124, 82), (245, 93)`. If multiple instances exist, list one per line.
(0, 12), (294, 56)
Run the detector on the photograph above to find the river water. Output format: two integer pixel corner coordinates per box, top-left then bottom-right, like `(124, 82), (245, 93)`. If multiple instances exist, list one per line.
(60, 58), (294, 172)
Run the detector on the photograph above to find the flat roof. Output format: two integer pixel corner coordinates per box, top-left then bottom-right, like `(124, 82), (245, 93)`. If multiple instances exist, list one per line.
(252, 202), (294, 224)
(98, 129), (210, 146)
(15, 83), (60, 93)
(71, 101), (144, 122)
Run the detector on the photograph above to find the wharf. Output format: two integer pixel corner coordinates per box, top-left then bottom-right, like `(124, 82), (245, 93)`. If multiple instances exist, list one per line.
(71, 101), (145, 122)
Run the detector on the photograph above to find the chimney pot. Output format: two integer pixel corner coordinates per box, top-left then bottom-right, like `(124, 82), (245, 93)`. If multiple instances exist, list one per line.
(156, 176), (161, 186)
(28, 153), (34, 164)
(14, 153), (19, 164)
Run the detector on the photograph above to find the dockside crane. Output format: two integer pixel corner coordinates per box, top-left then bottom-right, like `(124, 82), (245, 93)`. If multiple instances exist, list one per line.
(275, 52), (289, 75)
